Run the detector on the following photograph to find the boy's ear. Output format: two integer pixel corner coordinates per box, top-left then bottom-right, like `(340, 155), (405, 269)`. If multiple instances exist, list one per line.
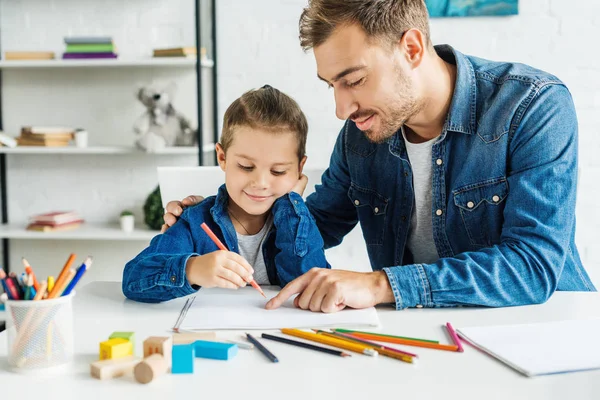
(216, 143), (226, 171)
(298, 156), (307, 174)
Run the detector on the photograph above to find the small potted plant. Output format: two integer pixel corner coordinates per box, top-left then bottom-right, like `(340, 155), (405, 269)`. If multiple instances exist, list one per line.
(120, 210), (135, 233)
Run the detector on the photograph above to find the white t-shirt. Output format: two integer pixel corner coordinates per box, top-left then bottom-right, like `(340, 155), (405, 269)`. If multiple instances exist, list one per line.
(402, 129), (440, 264)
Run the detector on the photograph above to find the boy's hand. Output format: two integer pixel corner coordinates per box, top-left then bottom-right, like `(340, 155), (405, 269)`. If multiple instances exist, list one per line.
(186, 251), (255, 289)
(161, 195), (204, 233)
(291, 174), (309, 196)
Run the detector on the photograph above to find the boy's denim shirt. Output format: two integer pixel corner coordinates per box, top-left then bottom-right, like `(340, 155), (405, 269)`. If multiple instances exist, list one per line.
(123, 185), (330, 303)
(306, 45), (596, 309)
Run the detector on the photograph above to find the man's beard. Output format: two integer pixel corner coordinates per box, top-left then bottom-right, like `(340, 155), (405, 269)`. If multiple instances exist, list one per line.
(360, 74), (423, 144)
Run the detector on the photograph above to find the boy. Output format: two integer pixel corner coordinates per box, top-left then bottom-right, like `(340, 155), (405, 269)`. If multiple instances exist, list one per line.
(123, 85), (330, 303)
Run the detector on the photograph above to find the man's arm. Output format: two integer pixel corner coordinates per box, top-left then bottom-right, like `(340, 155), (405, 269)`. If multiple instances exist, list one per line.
(385, 83), (587, 308)
(305, 122), (359, 249)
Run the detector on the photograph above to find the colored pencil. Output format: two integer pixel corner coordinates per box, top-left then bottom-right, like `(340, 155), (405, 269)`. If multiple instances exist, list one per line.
(48, 268), (75, 299)
(262, 333), (351, 358)
(319, 330), (418, 358)
(281, 328), (378, 356)
(33, 281), (48, 301)
(333, 328), (439, 344)
(225, 339), (254, 350)
(21, 258), (40, 291)
(314, 330), (415, 363)
(200, 222), (266, 298)
(246, 333), (278, 363)
(48, 253), (76, 298)
(62, 256), (92, 296)
(343, 331), (459, 352)
(446, 322), (464, 352)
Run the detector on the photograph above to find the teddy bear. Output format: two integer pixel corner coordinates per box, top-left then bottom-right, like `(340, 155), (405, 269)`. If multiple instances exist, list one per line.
(133, 82), (197, 152)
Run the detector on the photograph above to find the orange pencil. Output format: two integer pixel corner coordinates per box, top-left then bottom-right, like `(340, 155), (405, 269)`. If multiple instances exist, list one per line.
(346, 332), (459, 352)
(48, 268), (75, 299)
(21, 258), (40, 291)
(200, 222), (266, 298)
(48, 253), (76, 298)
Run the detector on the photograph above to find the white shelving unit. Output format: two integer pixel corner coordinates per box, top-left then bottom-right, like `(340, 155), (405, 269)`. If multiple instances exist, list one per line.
(0, 144), (215, 155)
(0, 223), (157, 241)
(0, 58), (214, 69)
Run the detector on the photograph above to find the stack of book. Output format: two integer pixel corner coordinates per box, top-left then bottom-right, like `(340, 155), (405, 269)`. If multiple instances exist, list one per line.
(27, 211), (84, 232)
(153, 46), (203, 58)
(16, 126), (74, 147)
(63, 36), (117, 60)
(3, 51), (55, 60)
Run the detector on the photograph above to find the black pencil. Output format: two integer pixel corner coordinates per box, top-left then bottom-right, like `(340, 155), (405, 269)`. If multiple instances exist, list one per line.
(261, 333), (351, 357)
(246, 333), (279, 363)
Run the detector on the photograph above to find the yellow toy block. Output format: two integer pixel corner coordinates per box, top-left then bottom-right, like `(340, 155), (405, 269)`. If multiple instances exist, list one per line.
(99, 338), (133, 360)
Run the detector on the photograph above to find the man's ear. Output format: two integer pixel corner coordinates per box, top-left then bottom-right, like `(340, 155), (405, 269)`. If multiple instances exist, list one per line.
(298, 156), (307, 175)
(400, 28), (426, 69)
(216, 143), (226, 171)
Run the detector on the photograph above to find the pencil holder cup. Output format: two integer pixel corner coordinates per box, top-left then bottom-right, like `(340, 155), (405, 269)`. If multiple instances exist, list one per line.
(5, 292), (75, 371)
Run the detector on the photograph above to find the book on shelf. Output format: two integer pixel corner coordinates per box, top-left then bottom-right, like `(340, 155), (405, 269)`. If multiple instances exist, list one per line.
(0, 132), (17, 148)
(153, 47), (201, 58)
(65, 43), (116, 53)
(62, 52), (118, 60)
(4, 51), (55, 60)
(26, 221), (83, 232)
(16, 137), (71, 147)
(29, 211), (82, 225)
(17, 126), (74, 147)
(64, 36), (113, 45)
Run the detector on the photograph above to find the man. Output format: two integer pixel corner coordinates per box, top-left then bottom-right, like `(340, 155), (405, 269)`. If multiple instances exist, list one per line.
(163, 0), (596, 312)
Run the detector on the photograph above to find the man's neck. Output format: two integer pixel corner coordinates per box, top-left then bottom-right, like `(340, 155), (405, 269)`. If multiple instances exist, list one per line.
(404, 54), (457, 144)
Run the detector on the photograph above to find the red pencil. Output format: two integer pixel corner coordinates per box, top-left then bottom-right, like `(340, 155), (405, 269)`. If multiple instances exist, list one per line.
(200, 222), (266, 298)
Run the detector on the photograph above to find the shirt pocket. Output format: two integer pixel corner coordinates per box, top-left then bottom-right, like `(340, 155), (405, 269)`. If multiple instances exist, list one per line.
(453, 177), (509, 247)
(347, 184), (388, 245)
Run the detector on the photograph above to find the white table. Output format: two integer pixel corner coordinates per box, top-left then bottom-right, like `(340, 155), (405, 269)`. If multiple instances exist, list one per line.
(1, 282), (599, 400)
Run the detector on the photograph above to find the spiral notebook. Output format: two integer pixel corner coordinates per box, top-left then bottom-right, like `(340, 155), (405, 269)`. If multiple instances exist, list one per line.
(457, 319), (600, 377)
(175, 286), (380, 331)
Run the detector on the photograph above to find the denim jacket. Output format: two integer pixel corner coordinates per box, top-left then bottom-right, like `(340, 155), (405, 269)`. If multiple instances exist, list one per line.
(306, 45), (596, 309)
(123, 185), (330, 303)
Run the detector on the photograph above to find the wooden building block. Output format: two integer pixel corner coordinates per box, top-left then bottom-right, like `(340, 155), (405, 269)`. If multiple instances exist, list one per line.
(90, 356), (139, 380)
(109, 331), (135, 352)
(99, 338), (134, 360)
(172, 332), (217, 344)
(134, 354), (168, 384)
(143, 336), (172, 370)
(193, 340), (238, 360)
(171, 344), (194, 374)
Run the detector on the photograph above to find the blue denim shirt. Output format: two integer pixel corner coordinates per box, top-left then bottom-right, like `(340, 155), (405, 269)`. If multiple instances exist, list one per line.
(306, 45), (596, 309)
(123, 185), (330, 303)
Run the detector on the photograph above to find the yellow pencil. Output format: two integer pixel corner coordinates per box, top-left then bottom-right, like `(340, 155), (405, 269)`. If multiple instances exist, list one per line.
(281, 329), (378, 356)
(47, 276), (55, 294)
(317, 331), (415, 363)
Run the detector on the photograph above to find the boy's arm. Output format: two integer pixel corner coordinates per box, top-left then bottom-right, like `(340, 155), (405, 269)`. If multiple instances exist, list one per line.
(271, 192), (331, 287)
(305, 123), (358, 249)
(122, 210), (199, 303)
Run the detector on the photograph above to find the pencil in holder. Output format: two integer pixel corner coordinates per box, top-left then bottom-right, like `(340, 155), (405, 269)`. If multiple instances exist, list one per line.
(5, 292), (75, 371)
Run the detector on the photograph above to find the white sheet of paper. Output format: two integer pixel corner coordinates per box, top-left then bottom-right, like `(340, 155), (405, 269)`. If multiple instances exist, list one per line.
(457, 319), (600, 377)
(179, 286), (380, 330)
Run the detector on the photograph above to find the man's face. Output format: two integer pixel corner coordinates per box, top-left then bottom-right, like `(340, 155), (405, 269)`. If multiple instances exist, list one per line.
(314, 24), (423, 143)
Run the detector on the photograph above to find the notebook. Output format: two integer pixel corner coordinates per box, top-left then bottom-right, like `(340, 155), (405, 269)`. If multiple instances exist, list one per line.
(177, 286), (380, 330)
(457, 319), (600, 377)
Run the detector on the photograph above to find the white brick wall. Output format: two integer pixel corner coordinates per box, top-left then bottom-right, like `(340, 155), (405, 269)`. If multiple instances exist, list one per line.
(1, 1), (598, 286)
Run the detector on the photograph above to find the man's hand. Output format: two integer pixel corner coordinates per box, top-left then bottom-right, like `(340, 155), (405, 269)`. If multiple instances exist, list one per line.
(265, 268), (395, 313)
(291, 174), (309, 196)
(161, 195), (204, 233)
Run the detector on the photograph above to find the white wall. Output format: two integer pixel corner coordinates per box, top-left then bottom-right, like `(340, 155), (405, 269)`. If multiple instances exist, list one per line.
(1, 1), (598, 286)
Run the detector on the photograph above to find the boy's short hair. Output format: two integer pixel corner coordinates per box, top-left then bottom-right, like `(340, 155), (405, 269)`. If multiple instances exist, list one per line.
(220, 85), (308, 161)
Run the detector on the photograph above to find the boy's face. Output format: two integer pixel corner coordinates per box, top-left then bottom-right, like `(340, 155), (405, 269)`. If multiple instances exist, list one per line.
(216, 126), (307, 217)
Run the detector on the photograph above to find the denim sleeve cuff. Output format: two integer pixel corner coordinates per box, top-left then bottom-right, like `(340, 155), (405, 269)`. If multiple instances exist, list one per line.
(160, 253), (199, 296)
(383, 264), (432, 309)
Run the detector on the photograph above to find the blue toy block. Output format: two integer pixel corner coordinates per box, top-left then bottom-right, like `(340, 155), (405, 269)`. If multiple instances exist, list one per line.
(193, 340), (238, 360)
(172, 344), (194, 374)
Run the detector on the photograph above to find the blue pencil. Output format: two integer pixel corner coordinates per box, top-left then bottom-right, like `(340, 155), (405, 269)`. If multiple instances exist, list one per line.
(62, 256), (93, 296)
(246, 333), (279, 363)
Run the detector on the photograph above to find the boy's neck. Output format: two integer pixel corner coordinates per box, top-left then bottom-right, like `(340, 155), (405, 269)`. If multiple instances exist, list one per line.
(227, 201), (268, 235)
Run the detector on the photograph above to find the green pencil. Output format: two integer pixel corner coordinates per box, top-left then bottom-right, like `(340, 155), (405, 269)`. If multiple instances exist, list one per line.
(332, 329), (439, 344)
